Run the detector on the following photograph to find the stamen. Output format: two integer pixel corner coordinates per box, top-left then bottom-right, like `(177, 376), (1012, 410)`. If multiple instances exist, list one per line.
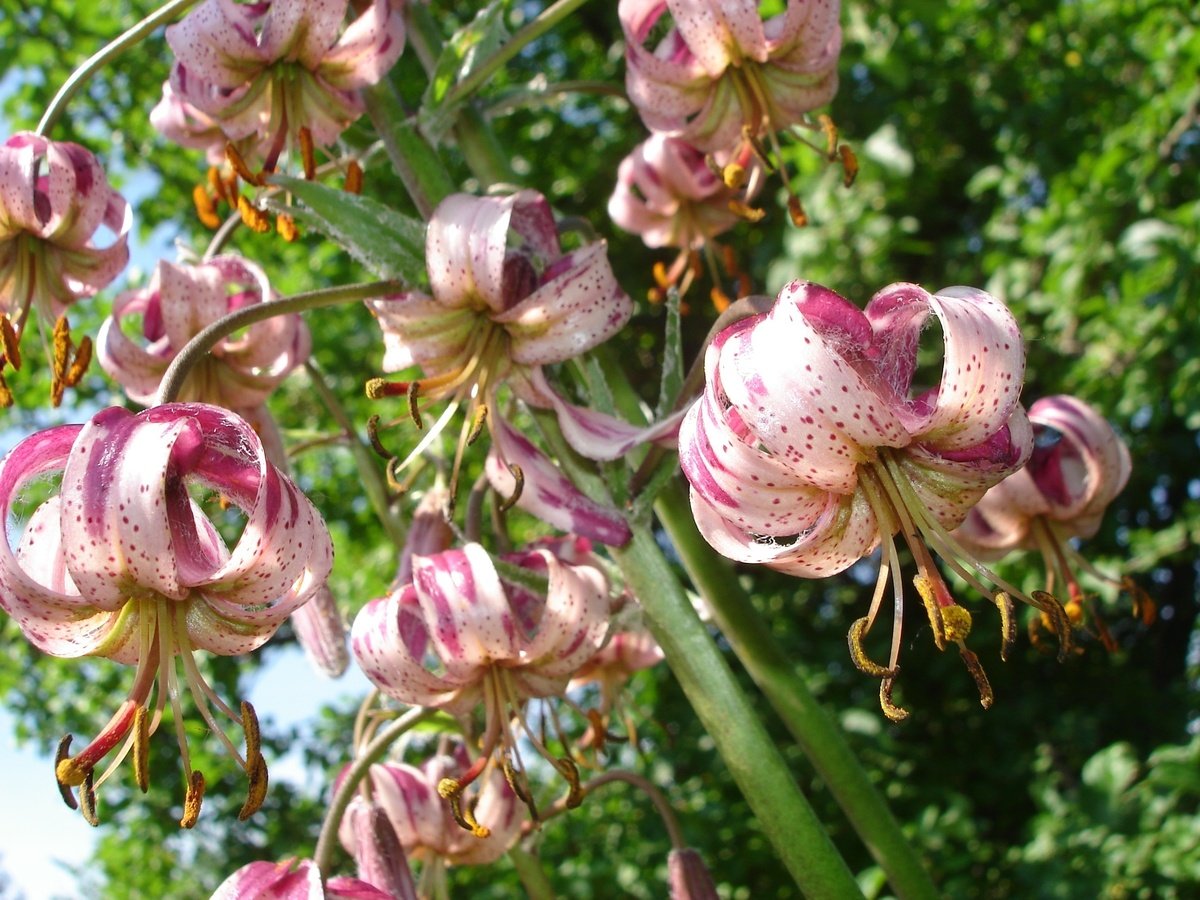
(241, 701), (262, 766)
(787, 195), (808, 228)
(345, 160), (364, 195)
(993, 592), (1017, 661)
(913, 573), (948, 649)
(181, 771), (205, 829)
(276, 213), (298, 242)
(133, 706), (150, 793)
(436, 778), (492, 838)
(555, 756), (584, 810)
(1031, 590), (1074, 661)
(818, 114), (839, 158)
(55, 736), (79, 809)
(847, 617), (894, 677)
(79, 770), (99, 827)
(710, 287), (732, 313)
(298, 126), (316, 180)
(208, 166), (231, 204)
(50, 316), (71, 407)
(225, 142), (262, 186)
(66, 336), (92, 387)
(238, 196), (272, 234)
(1, 314), (22, 369)
(366, 415), (394, 459)
(240, 754), (268, 821)
(0, 371), (11, 408)
(839, 145), (859, 187)
(728, 199), (766, 222)
(407, 381), (423, 430)
(502, 755), (538, 819)
(497, 463), (524, 513)
(466, 403), (488, 446)
(722, 162), (748, 190)
(193, 184), (221, 229)
(879, 675), (909, 723)
(958, 647), (994, 710)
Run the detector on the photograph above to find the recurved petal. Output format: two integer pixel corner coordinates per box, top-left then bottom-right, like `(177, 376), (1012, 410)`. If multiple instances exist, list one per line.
(367, 291), (477, 374)
(412, 543), (522, 672)
(487, 415), (632, 547)
(157, 259), (230, 352)
(166, 0), (267, 90)
(96, 296), (172, 406)
(679, 386), (828, 536)
(907, 286), (1026, 451)
(425, 193), (514, 312)
(669, 0), (769, 74)
(58, 407), (198, 606)
(689, 486), (878, 578)
(496, 242), (631, 366)
(519, 550), (611, 680)
(321, 0), (406, 89)
(351, 589), (468, 707)
(211, 859), (323, 900)
(259, 0), (347, 66)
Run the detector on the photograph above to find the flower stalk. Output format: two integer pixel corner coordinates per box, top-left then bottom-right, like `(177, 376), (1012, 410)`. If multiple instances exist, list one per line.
(157, 280), (404, 404)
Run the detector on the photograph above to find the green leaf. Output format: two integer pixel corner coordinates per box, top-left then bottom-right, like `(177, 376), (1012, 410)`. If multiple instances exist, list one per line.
(418, 0), (510, 144)
(267, 175), (426, 284)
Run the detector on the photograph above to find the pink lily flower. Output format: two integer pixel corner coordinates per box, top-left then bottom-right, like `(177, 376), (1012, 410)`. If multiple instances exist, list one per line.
(620, 0), (842, 156)
(96, 256), (347, 676)
(954, 394), (1146, 648)
(212, 858), (392, 900)
(608, 134), (761, 252)
(160, 0), (405, 172)
(0, 132), (130, 402)
(679, 280), (1071, 720)
(98, 256), (310, 409)
(338, 751), (522, 879)
(367, 191), (677, 545)
(0, 404), (333, 824)
(351, 542), (611, 816)
(148, 82), (228, 166)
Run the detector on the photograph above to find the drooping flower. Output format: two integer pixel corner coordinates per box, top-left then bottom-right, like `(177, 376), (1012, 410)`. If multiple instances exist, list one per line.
(351, 542), (611, 818)
(0, 404), (333, 824)
(679, 280), (1071, 720)
(211, 858), (392, 900)
(366, 191), (677, 545)
(608, 134), (762, 309)
(338, 749), (522, 893)
(0, 132), (131, 404)
(96, 256), (347, 677)
(98, 255), (310, 409)
(954, 394), (1147, 648)
(620, 0), (843, 190)
(159, 0), (406, 174)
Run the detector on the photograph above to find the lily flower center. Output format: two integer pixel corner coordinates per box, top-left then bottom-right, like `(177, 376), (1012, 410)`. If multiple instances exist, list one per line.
(54, 593), (267, 828)
(851, 448), (1073, 721)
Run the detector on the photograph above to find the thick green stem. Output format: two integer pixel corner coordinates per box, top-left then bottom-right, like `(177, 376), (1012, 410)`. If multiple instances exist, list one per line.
(657, 480), (939, 900)
(37, 0), (199, 135)
(313, 706), (436, 878)
(363, 82), (456, 218)
(156, 280), (403, 404)
(507, 847), (556, 900)
(612, 525), (863, 897)
(304, 362), (407, 551)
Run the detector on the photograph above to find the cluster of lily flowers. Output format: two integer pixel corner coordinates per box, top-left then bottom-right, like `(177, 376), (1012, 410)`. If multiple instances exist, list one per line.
(0, 0), (1143, 897)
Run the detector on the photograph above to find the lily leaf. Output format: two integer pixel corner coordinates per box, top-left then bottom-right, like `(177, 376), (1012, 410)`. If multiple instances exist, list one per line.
(267, 175), (426, 284)
(418, 0), (509, 144)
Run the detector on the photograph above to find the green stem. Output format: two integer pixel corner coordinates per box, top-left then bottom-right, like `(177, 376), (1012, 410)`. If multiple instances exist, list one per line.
(612, 524), (863, 897)
(157, 280), (403, 404)
(656, 480), (939, 900)
(37, 0), (199, 136)
(304, 361), (407, 551)
(313, 706), (436, 878)
(363, 81), (456, 218)
(507, 847), (556, 900)
(486, 79), (627, 116)
(441, 0), (594, 110)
